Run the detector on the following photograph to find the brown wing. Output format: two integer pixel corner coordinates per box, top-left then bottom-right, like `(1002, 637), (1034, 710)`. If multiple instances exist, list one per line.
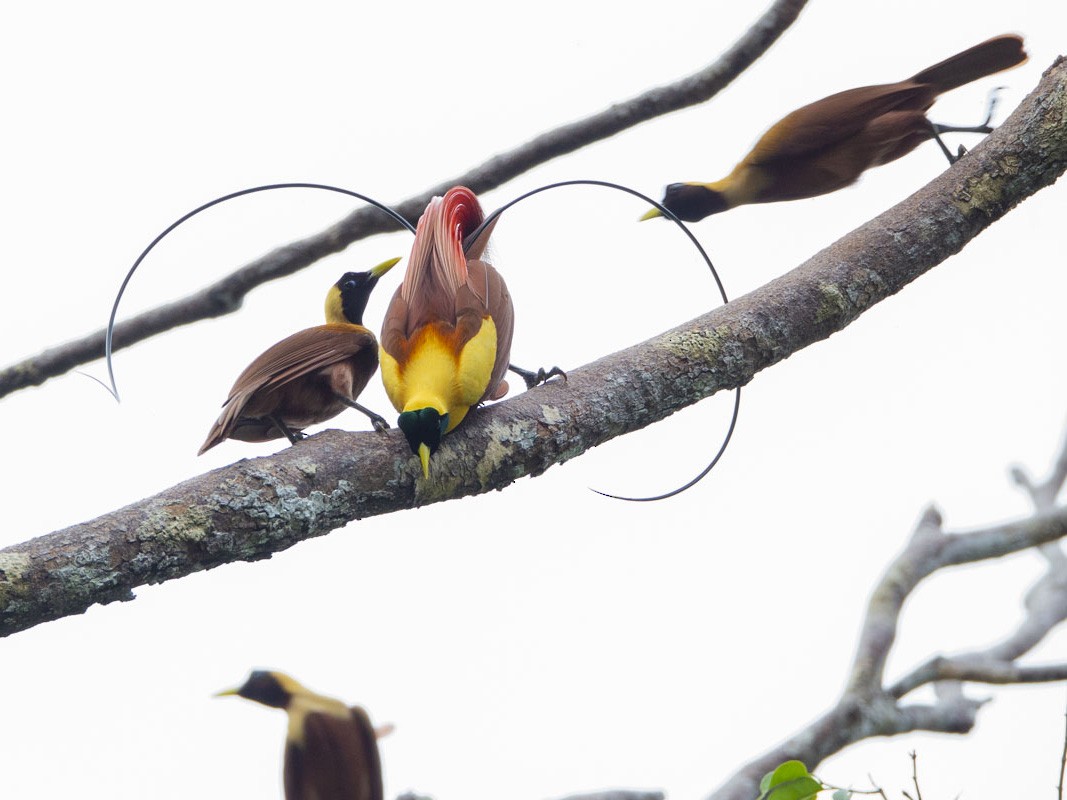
(223, 324), (376, 401)
(199, 324), (377, 454)
(743, 83), (934, 166)
(462, 259), (513, 403)
(283, 707), (382, 800)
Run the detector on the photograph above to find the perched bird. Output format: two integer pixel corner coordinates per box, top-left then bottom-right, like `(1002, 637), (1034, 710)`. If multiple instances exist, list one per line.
(216, 670), (384, 800)
(643, 34), (1027, 222)
(199, 257), (399, 454)
(379, 186), (514, 479)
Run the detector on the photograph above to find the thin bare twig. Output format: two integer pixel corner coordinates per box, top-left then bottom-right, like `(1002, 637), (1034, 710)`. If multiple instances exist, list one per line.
(0, 0), (809, 401)
(1058, 700), (1066, 800)
(909, 752), (923, 800)
(866, 775), (890, 800)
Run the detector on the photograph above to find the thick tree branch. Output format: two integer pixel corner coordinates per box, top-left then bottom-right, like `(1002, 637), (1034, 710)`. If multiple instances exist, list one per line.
(1, 57), (1065, 639)
(0, 0), (809, 400)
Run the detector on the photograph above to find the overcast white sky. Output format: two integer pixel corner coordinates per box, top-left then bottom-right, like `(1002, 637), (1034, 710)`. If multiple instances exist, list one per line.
(2, 1), (1066, 798)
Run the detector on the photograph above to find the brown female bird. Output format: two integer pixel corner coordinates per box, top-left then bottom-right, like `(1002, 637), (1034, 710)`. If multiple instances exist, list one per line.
(198, 257), (399, 454)
(378, 186), (514, 479)
(216, 670), (384, 800)
(643, 34), (1027, 222)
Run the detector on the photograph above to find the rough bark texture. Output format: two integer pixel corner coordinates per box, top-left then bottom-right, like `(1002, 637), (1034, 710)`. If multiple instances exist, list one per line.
(1, 57), (1065, 639)
(0, 0), (809, 400)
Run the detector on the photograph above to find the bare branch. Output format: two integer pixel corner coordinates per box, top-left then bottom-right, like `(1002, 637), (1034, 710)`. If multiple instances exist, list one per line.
(2, 56), (1066, 639)
(1012, 422), (1067, 510)
(702, 393), (1067, 800)
(891, 658), (1067, 694)
(0, 0), (809, 401)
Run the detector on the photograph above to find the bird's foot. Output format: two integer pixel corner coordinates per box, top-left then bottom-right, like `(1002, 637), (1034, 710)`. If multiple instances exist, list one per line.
(336, 395), (391, 433)
(930, 87), (1004, 164)
(269, 415), (306, 444)
(508, 363), (567, 390)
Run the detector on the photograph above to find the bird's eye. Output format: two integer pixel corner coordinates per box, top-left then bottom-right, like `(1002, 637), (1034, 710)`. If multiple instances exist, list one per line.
(342, 280), (357, 292)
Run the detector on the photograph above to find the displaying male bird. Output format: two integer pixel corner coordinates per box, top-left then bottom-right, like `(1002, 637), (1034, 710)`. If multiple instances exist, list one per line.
(643, 34), (1027, 222)
(199, 257), (399, 454)
(216, 670), (384, 800)
(379, 186), (514, 479)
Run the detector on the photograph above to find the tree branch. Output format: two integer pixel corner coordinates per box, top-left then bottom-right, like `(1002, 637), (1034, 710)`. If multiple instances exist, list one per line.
(0, 0), (809, 401)
(886, 424), (1067, 699)
(1, 56), (1065, 639)
(703, 419), (1067, 800)
(704, 509), (1062, 797)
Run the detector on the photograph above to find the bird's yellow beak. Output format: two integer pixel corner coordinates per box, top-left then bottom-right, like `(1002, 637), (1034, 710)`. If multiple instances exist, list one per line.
(418, 442), (431, 479)
(639, 207), (663, 221)
(370, 256), (402, 278)
(213, 687), (240, 698)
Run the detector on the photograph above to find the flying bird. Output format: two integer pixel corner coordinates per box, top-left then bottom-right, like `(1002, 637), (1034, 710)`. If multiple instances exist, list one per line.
(216, 670), (384, 800)
(379, 186), (516, 479)
(643, 34), (1027, 222)
(199, 258), (399, 454)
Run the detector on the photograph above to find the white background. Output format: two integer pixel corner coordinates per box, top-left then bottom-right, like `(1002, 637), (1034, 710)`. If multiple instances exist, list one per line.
(2, 1), (1065, 798)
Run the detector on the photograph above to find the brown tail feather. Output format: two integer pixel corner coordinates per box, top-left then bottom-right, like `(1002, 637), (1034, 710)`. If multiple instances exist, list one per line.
(910, 34), (1027, 94)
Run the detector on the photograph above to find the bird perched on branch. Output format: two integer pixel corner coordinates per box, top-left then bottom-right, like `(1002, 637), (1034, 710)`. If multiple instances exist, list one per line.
(643, 34), (1027, 222)
(216, 670), (385, 800)
(198, 258), (399, 454)
(379, 187), (516, 479)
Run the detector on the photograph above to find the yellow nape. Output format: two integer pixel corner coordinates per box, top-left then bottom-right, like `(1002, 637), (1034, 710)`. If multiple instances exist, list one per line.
(280, 675), (351, 745)
(708, 165), (767, 207)
(324, 285), (346, 324)
(380, 318), (498, 429)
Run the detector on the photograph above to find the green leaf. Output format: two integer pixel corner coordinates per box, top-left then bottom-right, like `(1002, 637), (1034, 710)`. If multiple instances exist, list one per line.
(831, 790), (852, 800)
(757, 761), (822, 800)
(770, 761), (811, 784)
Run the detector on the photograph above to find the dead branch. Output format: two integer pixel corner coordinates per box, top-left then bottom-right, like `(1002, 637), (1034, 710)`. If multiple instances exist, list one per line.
(704, 404), (1067, 800)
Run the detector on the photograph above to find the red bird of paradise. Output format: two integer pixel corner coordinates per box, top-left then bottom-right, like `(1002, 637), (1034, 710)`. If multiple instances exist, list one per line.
(379, 187), (514, 478)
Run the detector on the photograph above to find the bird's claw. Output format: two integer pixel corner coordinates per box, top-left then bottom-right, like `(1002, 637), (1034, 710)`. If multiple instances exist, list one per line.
(371, 416), (390, 433)
(509, 363), (567, 390)
(535, 366), (567, 387)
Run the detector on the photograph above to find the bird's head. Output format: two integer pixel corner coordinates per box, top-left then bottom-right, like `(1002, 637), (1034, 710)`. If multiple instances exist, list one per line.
(325, 256), (401, 325)
(398, 408), (450, 479)
(641, 183), (728, 223)
(215, 670), (301, 709)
